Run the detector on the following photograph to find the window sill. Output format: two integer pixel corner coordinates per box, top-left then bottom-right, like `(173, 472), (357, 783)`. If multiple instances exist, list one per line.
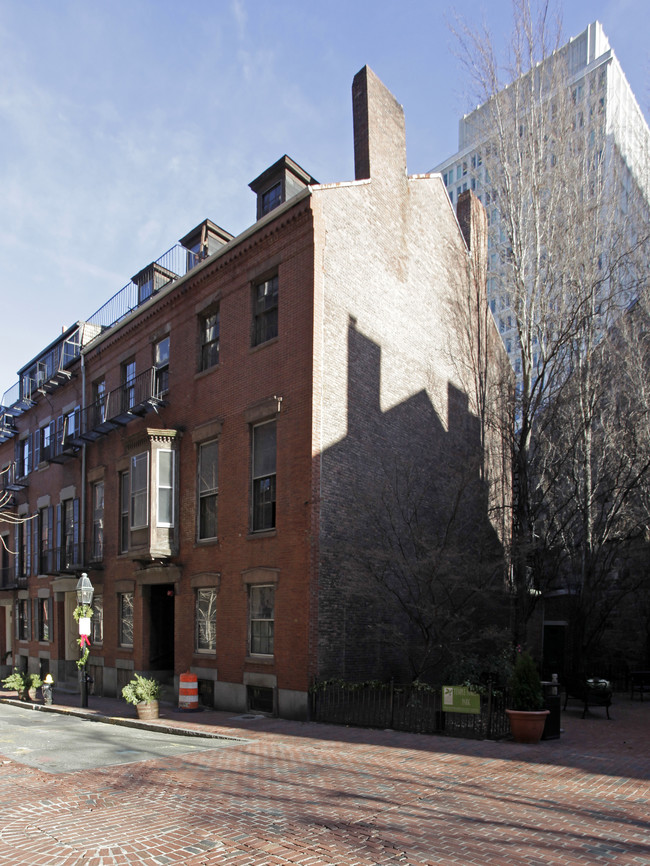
(245, 655), (275, 666)
(194, 365), (220, 382)
(194, 537), (219, 548)
(250, 336), (279, 354)
(247, 529), (277, 540)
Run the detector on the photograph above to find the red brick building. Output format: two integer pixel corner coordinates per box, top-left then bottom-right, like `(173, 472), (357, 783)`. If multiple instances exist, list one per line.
(0, 68), (509, 718)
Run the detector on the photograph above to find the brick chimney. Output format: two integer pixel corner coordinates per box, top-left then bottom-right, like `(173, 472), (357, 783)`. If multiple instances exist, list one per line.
(457, 189), (488, 286)
(352, 66), (407, 186)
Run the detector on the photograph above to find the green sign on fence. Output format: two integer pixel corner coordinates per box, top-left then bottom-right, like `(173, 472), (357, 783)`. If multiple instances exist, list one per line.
(442, 685), (481, 714)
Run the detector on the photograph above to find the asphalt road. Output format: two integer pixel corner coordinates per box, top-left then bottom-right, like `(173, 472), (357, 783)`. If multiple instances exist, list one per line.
(0, 703), (246, 773)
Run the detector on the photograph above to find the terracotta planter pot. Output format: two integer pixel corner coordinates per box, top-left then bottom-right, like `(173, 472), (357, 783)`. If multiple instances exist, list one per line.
(136, 700), (159, 720)
(506, 709), (550, 744)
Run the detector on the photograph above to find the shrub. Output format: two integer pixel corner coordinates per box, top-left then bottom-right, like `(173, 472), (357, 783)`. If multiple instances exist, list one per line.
(508, 651), (544, 711)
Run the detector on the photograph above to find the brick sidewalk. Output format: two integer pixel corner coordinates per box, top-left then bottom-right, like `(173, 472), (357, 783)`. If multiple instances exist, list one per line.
(0, 689), (648, 865)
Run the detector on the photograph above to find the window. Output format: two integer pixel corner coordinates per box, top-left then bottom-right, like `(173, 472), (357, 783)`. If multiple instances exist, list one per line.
(200, 310), (220, 371)
(119, 592), (134, 647)
(456, 165), (461, 180)
(253, 276), (278, 346)
(249, 585), (274, 656)
(16, 599), (29, 641)
(157, 450), (175, 527)
(92, 481), (104, 561)
(0, 534), (9, 587)
(59, 498), (80, 570)
(17, 521), (31, 578)
(122, 359), (136, 411)
(36, 598), (51, 642)
(130, 453), (149, 529)
(18, 436), (31, 478)
(154, 337), (170, 395)
(195, 588), (217, 651)
(63, 406), (80, 444)
(261, 182), (282, 216)
(93, 378), (106, 426)
(119, 471), (130, 554)
(252, 421), (276, 532)
(39, 506), (53, 574)
(91, 595), (103, 644)
(198, 440), (218, 540)
(38, 421), (55, 463)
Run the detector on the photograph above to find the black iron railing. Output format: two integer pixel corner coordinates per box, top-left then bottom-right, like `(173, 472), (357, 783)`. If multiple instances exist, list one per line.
(310, 680), (510, 740)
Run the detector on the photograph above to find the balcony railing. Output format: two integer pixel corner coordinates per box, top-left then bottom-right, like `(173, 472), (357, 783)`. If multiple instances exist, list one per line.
(1, 463), (28, 492)
(2, 244), (198, 410)
(0, 408), (17, 441)
(71, 367), (166, 444)
(37, 543), (85, 575)
(85, 244), (199, 333)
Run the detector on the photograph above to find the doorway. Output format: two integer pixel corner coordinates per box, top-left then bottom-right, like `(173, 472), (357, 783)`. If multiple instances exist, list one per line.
(543, 623), (567, 680)
(149, 584), (175, 672)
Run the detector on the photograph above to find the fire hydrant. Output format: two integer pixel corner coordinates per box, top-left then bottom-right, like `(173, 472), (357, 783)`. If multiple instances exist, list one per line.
(42, 673), (54, 705)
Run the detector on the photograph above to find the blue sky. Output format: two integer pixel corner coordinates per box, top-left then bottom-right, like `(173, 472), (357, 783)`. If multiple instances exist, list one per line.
(0, 0), (648, 399)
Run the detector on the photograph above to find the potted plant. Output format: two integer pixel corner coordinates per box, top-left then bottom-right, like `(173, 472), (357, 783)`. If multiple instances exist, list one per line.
(2, 669), (43, 701)
(121, 673), (161, 720)
(505, 651), (549, 744)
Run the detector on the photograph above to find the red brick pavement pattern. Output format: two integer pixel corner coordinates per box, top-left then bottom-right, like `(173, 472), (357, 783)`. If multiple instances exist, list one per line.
(0, 691), (647, 865)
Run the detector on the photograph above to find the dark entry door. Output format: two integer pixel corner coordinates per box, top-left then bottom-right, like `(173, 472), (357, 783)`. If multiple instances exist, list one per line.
(149, 584), (175, 670)
(543, 624), (566, 680)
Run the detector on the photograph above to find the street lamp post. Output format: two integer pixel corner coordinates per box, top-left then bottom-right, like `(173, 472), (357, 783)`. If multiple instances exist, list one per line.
(76, 573), (94, 709)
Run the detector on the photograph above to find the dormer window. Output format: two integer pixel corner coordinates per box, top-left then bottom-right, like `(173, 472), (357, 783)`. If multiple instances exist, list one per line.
(249, 155), (318, 221)
(261, 183), (282, 216)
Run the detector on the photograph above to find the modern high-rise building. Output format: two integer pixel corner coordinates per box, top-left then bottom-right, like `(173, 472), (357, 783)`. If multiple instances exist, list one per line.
(433, 21), (650, 379)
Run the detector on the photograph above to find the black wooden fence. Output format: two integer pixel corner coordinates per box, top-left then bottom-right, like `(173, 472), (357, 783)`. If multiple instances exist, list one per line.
(309, 680), (511, 740)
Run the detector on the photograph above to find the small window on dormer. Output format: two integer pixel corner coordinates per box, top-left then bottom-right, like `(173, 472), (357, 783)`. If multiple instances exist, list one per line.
(261, 183), (282, 216)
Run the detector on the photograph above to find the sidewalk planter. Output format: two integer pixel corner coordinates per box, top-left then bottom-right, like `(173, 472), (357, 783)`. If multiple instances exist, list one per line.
(2, 670), (42, 702)
(506, 708), (550, 743)
(506, 651), (548, 744)
(121, 674), (161, 720)
(136, 700), (160, 721)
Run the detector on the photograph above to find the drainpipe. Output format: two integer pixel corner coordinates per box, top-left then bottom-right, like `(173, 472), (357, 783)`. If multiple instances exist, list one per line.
(80, 351), (87, 567)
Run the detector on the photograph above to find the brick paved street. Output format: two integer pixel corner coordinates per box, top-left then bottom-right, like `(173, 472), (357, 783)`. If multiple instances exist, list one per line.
(0, 691), (647, 865)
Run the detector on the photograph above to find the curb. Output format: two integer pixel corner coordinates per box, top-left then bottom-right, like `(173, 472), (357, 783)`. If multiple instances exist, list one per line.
(0, 697), (247, 742)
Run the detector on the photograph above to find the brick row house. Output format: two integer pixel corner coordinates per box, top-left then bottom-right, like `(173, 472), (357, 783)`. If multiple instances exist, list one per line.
(0, 68), (510, 718)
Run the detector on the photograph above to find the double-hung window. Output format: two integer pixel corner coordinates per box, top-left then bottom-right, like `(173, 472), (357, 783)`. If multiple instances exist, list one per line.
(157, 450), (174, 527)
(119, 592), (134, 647)
(195, 588), (217, 652)
(252, 421), (276, 532)
(93, 378), (106, 426)
(130, 453), (149, 529)
(91, 595), (103, 644)
(198, 440), (218, 540)
(91, 481), (104, 561)
(249, 585), (274, 656)
(253, 276), (278, 346)
(37, 598), (51, 642)
(154, 337), (170, 396)
(16, 599), (29, 641)
(60, 498), (80, 570)
(39, 506), (54, 574)
(122, 359), (136, 411)
(119, 470), (130, 553)
(200, 310), (220, 371)
(18, 436), (31, 478)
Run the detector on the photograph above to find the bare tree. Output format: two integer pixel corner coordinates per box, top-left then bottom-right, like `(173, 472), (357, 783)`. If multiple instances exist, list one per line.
(452, 0), (650, 662)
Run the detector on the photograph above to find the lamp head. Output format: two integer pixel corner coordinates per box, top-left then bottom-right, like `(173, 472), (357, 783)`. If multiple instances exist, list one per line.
(76, 573), (94, 606)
